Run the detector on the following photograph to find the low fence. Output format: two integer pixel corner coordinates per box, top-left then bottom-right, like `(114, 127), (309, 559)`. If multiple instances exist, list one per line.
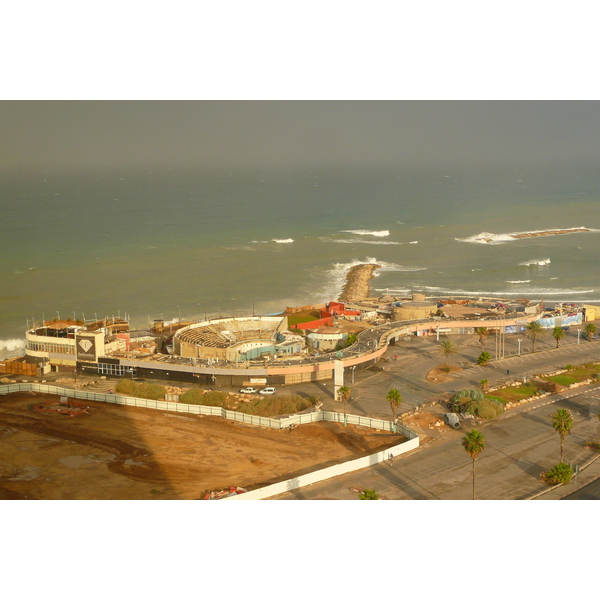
(225, 434), (420, 500)
(0, 383), (417, 435)
(0, 382), (420, 500)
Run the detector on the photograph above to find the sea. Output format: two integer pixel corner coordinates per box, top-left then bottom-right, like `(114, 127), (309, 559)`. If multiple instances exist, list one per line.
(2, 162), (600, 359)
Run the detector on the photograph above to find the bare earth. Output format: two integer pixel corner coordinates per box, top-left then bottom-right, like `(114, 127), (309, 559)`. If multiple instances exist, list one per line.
(0, 391), (402, 500)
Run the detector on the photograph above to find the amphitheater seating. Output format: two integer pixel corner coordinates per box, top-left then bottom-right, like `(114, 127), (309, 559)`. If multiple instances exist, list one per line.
(177, 318), (280, 349)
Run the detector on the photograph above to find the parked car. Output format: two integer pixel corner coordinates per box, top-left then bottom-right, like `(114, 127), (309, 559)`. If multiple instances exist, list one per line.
(259, 387), (276, 395)
(239, 387), (257, 394)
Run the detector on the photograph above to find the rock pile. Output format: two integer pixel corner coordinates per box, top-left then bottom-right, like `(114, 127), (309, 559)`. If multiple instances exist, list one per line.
(338, 263), (381, 303)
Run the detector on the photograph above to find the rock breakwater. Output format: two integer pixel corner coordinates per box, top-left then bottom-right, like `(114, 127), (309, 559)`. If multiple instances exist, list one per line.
(338, 264), (381, 303)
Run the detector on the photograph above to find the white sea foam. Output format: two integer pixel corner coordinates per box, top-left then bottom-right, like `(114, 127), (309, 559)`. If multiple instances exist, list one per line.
(519, 258), (551, 266)
(340, 229), (390, 237)
(322, 257), (427, 300)
(0, 339), (26, 352)
(402, 285), (593, 297)
(329, 238), (401, 245)
(507, 280), (531, 284)
(250, 238), (294, 244)
(456, 227), (598, 245)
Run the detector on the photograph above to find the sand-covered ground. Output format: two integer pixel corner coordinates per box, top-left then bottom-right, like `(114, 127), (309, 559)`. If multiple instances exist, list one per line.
(0, 391), (402, 500)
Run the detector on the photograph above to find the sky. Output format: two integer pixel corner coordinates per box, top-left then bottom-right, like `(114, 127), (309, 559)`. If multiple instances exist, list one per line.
(2, 101), (600, 173)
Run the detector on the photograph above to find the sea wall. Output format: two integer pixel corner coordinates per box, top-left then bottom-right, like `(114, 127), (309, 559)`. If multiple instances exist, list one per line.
(338, 264), (381, 303)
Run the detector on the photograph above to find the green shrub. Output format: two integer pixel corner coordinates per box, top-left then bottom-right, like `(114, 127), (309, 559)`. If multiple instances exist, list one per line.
(237, 394), (317, 417)
(115, 379), (166, 400)
(477, 351), (491, 365)
(468, 398), (504, 420)
(542, 463), (573, 485)
(179, 389), (227, 406)
(359, 489), (380, 500)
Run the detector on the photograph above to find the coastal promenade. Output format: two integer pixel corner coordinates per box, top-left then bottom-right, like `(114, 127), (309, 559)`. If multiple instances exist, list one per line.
(115, 312), (544, 385)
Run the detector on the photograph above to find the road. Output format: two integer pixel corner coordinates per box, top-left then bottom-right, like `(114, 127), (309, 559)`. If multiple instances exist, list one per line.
(298, 327), (600, 422)
(271, 383), (600, 500)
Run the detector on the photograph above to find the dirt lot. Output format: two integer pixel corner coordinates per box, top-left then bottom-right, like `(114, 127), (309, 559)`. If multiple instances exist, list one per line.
(0, 391), (403, 500)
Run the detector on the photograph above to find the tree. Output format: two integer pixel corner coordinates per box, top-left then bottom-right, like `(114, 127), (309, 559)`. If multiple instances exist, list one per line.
(475, 327), (489, 350)
(345, 333), (358, 347)
(584, 322), (597, 341)
(359, 488), (379, 500)
(386, 388), (402, 426)
(552, 326), (565, 349)
(480, 379), (489, 392)
(462, 429), (486, 500)
(525, 320), (546, 352)
(476, 351), (491, 366)
(551, 408), (574, 463)
(438, 340), (459, 366)
(337, 385), (351, 425)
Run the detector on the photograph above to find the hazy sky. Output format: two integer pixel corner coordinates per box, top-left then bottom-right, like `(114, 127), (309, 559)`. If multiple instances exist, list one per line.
(2, 101), (600, 172)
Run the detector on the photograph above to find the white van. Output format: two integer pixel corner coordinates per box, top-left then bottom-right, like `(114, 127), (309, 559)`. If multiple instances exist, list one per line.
(259, 387), (276, 395)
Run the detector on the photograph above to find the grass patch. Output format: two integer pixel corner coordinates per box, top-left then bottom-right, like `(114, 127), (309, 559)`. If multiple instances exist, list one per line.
(287, 311), (322, 327)
(115, 379), (166, 400)
(484, 383), (539, 405)
(542, 363), (600, 387)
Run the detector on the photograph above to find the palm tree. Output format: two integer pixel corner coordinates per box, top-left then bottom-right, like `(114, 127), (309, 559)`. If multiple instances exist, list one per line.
(345, 333), (358, 347)
(386, 388), (402, 430)
(552, 408), (574, 463)
(462, 429), (486, 500)
(475, 327), (489, 350)
(584, 323), (597, 341)
(525, 320), (546, 352)
(438, 340), (459, 366)
(480, 379), (489, 392)
(337, 385), (351, 425)
(359, 488), (379, 500)
(552, 326), (565, 348)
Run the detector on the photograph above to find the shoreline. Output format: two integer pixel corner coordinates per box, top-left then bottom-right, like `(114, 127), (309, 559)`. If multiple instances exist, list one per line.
(338, 264), (381, 303)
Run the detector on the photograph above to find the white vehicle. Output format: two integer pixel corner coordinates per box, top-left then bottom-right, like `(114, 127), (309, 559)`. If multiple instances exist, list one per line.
(259, 387), (276, 395)
(239, 387), (257, 394)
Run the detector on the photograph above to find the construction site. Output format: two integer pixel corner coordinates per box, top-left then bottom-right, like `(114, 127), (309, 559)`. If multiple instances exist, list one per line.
(0, 389), (403, 500)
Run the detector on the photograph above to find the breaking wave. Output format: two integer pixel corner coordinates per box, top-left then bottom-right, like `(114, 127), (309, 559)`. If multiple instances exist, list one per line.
(329, 238), (401, 245)
(456, 227), (598, 245)
(507, 280), (531, 284)
(0, 339), (26, 352)
(340, 229), (390, 237)
(250, 238), (294, 244)
(397, 285), (593, 298)
(319, 257), (427, 300)
(519, 258), (551, 266)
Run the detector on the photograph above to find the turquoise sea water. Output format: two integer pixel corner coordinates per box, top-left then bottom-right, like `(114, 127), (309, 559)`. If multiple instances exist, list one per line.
(2, 163), (600, 357)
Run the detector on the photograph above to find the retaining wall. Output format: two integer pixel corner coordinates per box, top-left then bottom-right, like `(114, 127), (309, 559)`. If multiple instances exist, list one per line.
(224, 433), (420, 500)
